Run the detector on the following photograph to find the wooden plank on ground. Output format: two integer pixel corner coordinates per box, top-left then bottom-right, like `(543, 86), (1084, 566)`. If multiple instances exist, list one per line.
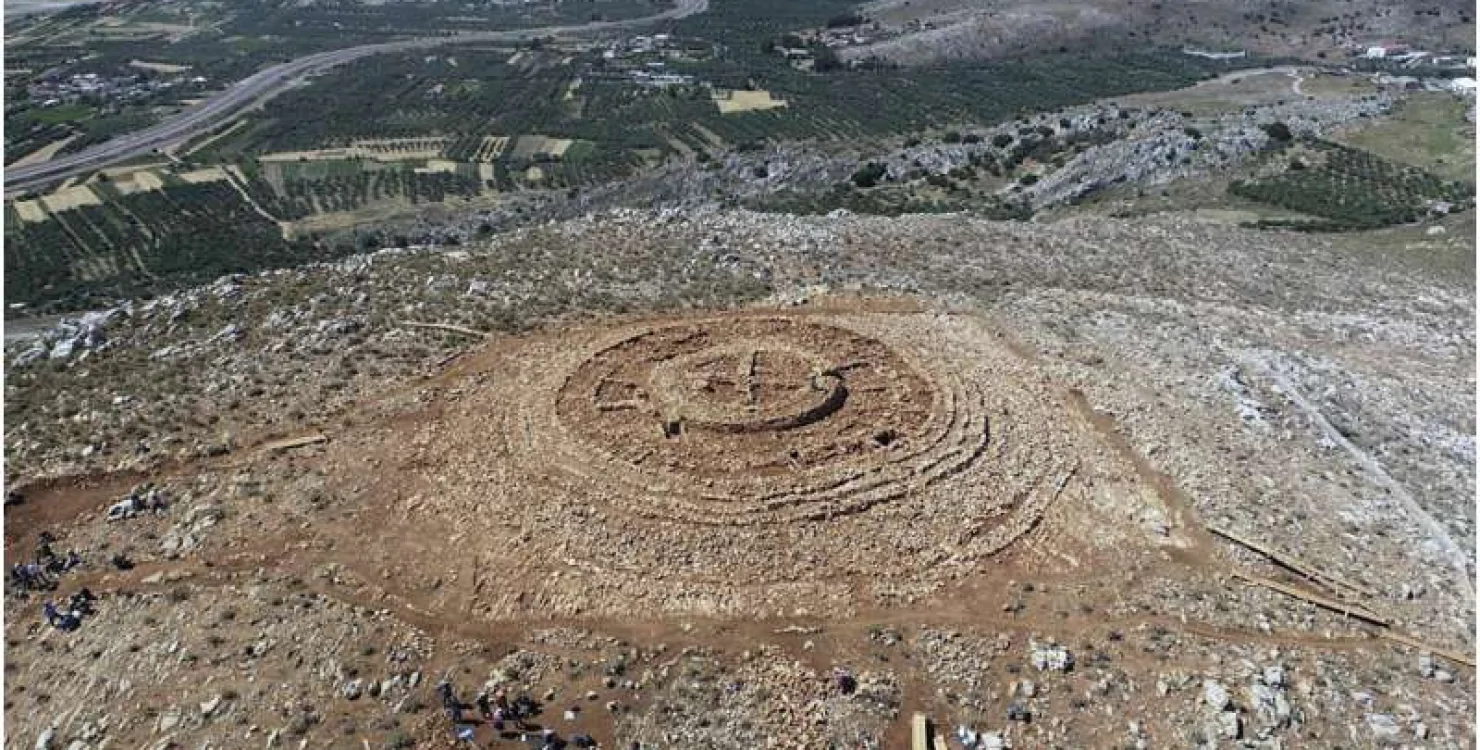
(399, 321), (487, 338)
(259, 434), (328, 453)
(911, 713), (929, 750)
(1210, 525), (1379, 599)
(1381, 630), (1477, 668)
(1231, 570), (1388, 626)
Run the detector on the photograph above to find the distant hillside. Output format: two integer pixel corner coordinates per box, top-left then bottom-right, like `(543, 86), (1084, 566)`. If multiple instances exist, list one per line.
(838, 0), (1475, 66)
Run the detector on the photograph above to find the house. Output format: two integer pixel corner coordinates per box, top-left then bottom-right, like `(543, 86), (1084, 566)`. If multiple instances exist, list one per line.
(1365, 43), (1411, 59)
(1447, 77), (1477, 95)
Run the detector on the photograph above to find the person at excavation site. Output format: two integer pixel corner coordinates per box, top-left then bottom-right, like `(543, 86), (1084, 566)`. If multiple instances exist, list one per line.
(538, 728), (568, 750)
(437, 679), (463, 722)
(70, 588), (96, 614)
(10, 563), (41, 591)
(41, 600), (79, 630)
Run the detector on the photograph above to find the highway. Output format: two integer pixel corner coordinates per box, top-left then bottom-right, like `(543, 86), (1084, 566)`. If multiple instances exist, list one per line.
(3, 0), (707, 194)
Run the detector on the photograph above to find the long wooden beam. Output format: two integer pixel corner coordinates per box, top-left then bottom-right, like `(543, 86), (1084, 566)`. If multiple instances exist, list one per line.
(1230, 570), (1388, 626)
(1210, 525), (1379, 598)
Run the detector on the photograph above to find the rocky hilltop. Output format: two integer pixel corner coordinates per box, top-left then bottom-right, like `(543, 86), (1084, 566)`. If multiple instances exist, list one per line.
(5, 204), (1474, 749)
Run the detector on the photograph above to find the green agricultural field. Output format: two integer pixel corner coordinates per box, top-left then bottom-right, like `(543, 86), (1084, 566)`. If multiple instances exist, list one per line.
(1229, 137), (1475, 231)
(3, 181), (345, 315)
(233, 39), (1247, 180)
(25, 103), (94, 124)
(1335, 92), (1476, 184)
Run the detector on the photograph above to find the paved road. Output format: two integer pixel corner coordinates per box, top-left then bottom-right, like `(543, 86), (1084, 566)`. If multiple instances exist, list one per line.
(4, 0), (706, 194)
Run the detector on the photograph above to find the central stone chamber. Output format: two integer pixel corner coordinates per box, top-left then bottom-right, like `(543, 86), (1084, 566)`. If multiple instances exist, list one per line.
(648, 342), (847, 436)
(556, 317), (937, 481)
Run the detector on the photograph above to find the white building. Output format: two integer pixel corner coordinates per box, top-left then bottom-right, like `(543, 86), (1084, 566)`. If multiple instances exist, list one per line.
(1365, 46), (1388, 58)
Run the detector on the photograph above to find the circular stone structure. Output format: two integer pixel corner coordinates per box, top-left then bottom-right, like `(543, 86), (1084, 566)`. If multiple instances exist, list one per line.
(555, 317), (940, 495)
(414, 310), (1092, 617)
(537, 317), (1008, 527)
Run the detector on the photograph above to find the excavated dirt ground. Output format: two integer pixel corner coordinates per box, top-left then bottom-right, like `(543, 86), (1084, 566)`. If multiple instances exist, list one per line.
(5, 293), (1474, 750)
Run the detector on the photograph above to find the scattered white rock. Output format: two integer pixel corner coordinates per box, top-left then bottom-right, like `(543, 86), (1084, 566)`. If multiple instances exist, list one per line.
(1203, 679), (1232, 710)
(155, 708), (181, 734)
(1029, 641), (1073, 672)
(1366, 713), (1401, 741)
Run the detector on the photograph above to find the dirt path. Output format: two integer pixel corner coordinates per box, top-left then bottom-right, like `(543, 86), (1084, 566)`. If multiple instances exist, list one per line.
(220, 164), (289, 237)
(9, 133), (80, 169)
(177, 119), (248, 158)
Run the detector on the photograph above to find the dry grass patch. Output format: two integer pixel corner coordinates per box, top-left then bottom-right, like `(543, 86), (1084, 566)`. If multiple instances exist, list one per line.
(112, 170), (167, 195)
(714, 89), (788, 114)
(178, 166), (230, 184)
(13, 200), (48, 224)
(39, 185), (101, 212)
(1333, 92), (1476, 183)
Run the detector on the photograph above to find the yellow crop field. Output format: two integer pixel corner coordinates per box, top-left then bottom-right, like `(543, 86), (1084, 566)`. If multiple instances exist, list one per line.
(112, 170), (166, 195)
(13, 200), (48, 224)
(178, 166), (230, 184)
(714, 89), (788, 114)
(40, 185), (101, 212)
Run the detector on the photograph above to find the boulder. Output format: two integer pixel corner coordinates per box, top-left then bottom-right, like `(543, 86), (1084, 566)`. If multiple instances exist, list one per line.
(1202, 680), (1231, 710)
(1029, 641), (1073, 672)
